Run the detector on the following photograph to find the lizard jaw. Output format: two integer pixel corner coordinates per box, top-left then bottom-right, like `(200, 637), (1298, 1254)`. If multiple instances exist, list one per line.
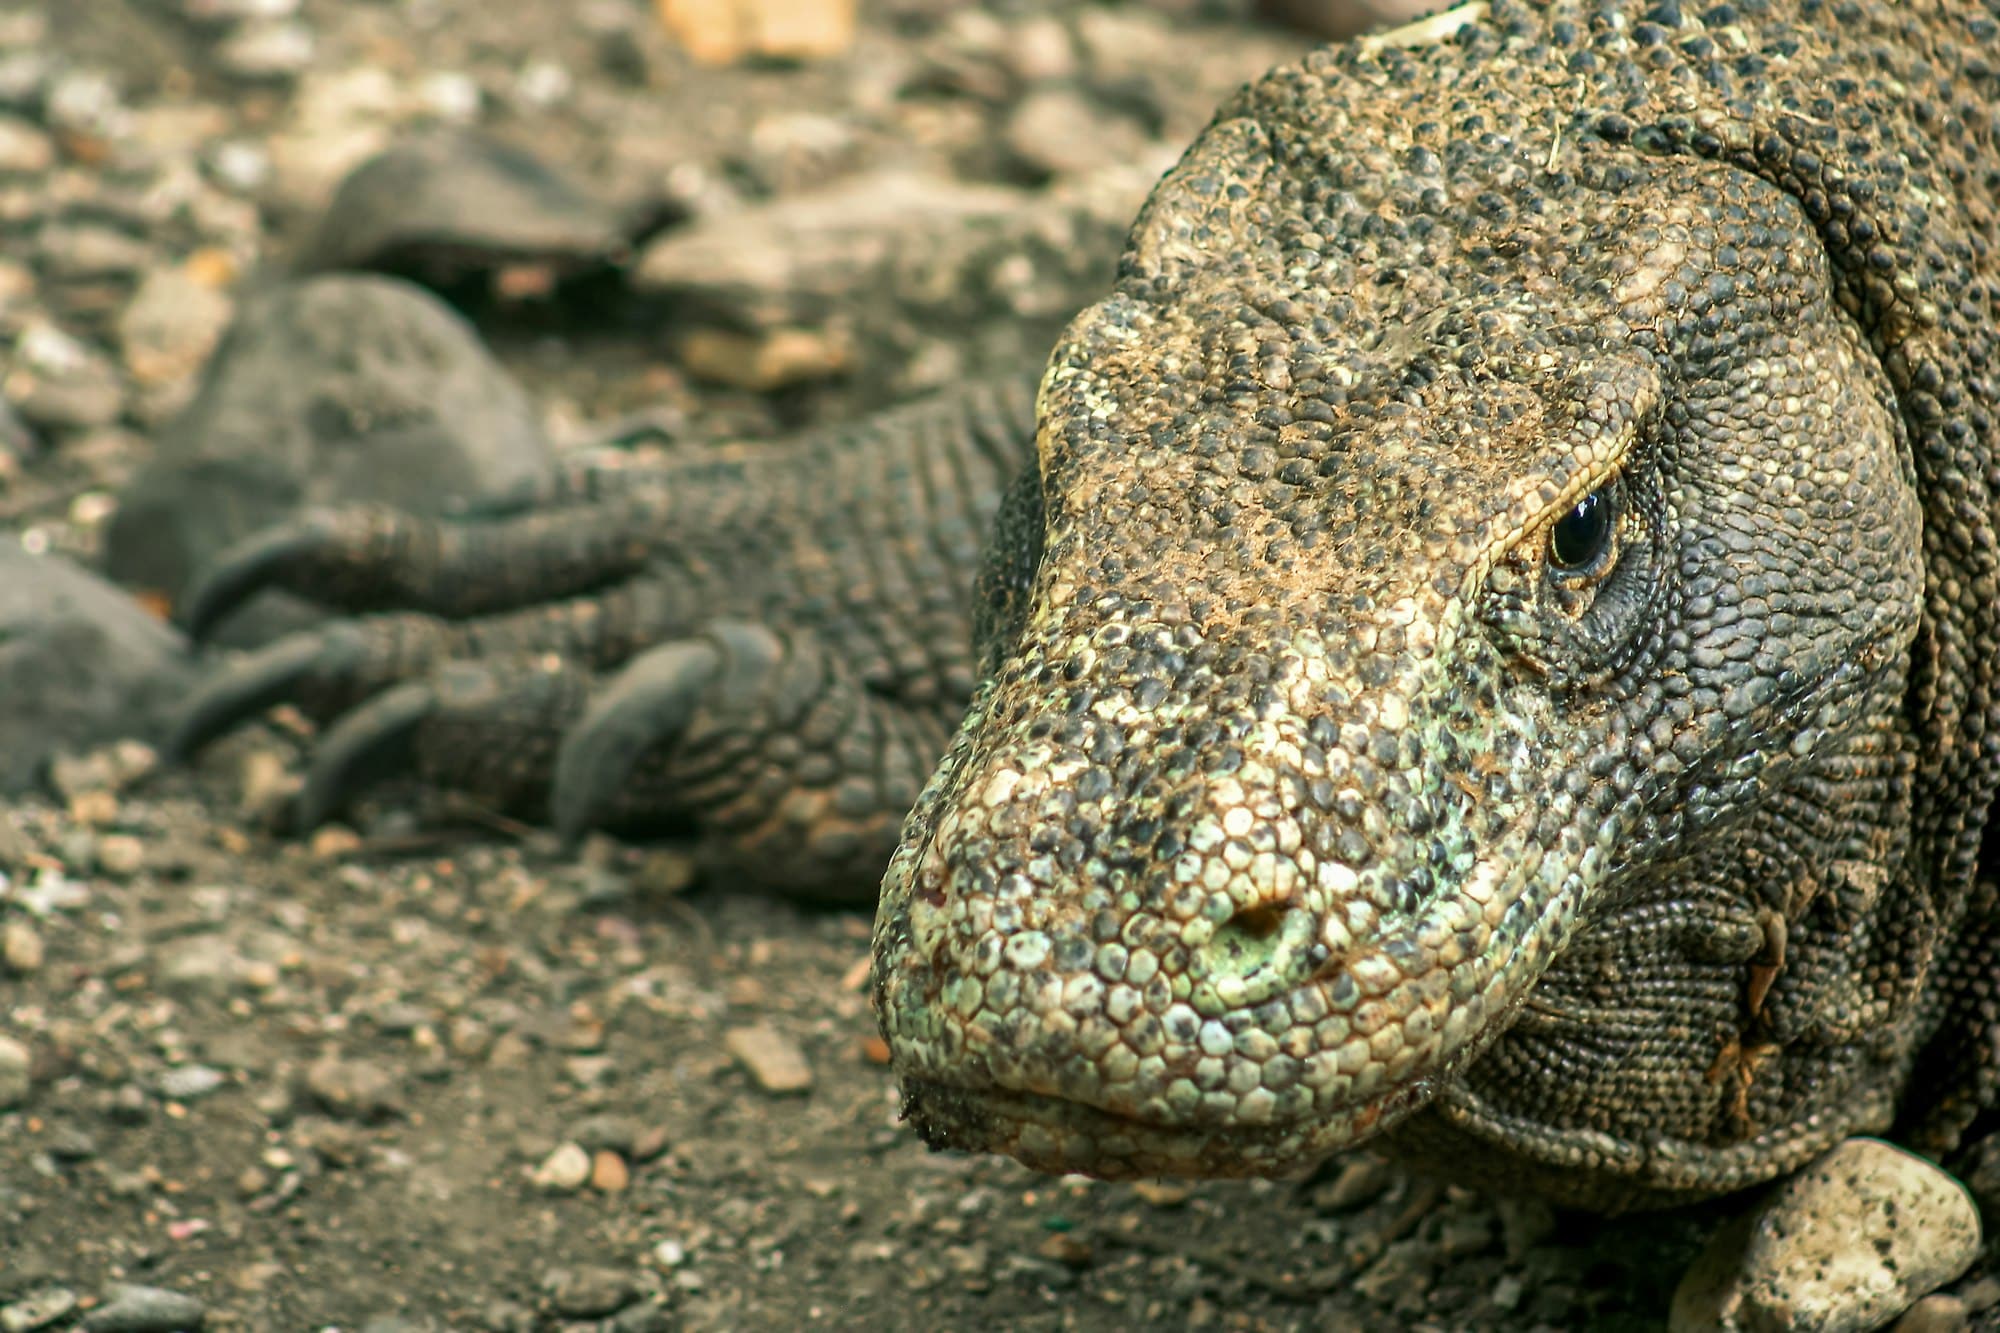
(895, 1075), (1436, 1181)
(877, 809), (1587, 1180)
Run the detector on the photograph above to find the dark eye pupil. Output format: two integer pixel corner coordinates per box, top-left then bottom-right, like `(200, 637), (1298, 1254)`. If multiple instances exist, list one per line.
(1550, 489), (1614, 571)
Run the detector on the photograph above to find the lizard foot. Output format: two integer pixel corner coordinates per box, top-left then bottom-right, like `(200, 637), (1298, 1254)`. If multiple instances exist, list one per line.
(163, 380), (1034, 895)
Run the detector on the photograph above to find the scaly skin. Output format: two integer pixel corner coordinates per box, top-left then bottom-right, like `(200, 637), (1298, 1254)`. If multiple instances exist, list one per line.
(166, 0), (1999, 1219)
(169, 380), (1036, 899)
(872, 0), (2000, 1209)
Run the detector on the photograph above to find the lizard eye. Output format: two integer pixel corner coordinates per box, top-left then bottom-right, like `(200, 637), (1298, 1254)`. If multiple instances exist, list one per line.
(1549, 484), (1618, 575)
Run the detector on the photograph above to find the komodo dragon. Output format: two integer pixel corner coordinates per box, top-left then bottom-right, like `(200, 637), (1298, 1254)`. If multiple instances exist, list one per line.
(170, 0), (1995, 1292)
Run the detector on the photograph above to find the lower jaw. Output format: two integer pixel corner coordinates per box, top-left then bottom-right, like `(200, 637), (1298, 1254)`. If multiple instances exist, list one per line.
(896, 1078), (1378, 1181)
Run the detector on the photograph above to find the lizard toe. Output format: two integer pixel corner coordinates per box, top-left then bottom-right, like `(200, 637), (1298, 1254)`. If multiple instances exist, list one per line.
(296, 676), (438, 830)
(551, 622), (783, 847)
(166, 624), (366, 762)
(178, 510), (346, 643)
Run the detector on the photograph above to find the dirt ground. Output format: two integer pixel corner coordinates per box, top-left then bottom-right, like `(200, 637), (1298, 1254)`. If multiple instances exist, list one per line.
(0, 1), (1991, 1330)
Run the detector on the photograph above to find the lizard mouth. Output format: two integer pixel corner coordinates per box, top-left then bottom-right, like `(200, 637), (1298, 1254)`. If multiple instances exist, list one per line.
(896, 1074), (1432, 1180)
(875, 792), (1585, 1181)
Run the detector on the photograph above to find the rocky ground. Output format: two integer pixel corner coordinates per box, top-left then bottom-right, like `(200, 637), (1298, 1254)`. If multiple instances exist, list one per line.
(0, 1), (1994, 1329)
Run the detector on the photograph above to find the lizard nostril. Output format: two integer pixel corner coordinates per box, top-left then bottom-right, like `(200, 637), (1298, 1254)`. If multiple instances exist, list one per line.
(1206, 900), (1295, 982)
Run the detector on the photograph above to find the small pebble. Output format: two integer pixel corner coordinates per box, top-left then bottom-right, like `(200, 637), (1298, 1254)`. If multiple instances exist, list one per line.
(45, 70), (127, 141)
(94, 834), (146, 878)
(606, 1302), (673, 1333)
(80, 1284), (205, 1333)
(119, 266), (234, 388)
(0, 1287), (77, 1333)
(36, 224), (154, 282)
(532, 1141), (592, 1192)
(0, 1033), (31, 1108)
(476, 1300), (536, 1333)
(302, 1056), (404, 1121)
(217, 20), (316, 82)
(416, 71), (481, 122)
(7, 322), (124, 431)
(158, 937), (248, 998)
(590, 1149), (630, 1193)
(540, 1266), (638, 1319)
(42, 1119), (97, 1160)
(205, 139), (271, 194)
(156, 1064), (226, 1101)
(0, 114), (51, 173)
(106, 1083), (149, 1123)
(1892, 1294), (1970, 1333)
(0, 50), (42, 109)
(3, 919), (43, 972)
(723, 1022), (814, 1093)
(656, 0), (857, 64)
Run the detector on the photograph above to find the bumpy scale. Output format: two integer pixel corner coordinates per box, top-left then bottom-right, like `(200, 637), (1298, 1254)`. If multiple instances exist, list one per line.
(872, 0), (2000, 1209)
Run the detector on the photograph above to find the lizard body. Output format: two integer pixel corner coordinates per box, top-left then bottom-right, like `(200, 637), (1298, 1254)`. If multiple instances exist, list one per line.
(169, 0), (1998, 1223)
(872, 0), (2000, 1208)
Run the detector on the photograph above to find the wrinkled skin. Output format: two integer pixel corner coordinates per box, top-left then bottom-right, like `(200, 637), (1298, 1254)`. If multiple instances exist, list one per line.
(873, 0), (2000, 1209)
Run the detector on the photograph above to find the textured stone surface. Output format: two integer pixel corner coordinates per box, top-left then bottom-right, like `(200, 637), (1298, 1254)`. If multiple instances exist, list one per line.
(298, 131), (629, 282)
(0, 544), (194, 792)
(1670, 1140), (1983, 1333)
(104, 274), (552, 637)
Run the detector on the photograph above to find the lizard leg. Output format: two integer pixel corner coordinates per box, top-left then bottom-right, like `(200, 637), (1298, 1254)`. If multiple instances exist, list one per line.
(178, 499), (669, 641)
(166, 582), (683, 760)
(162, 380), (1034, 896)
(548, 621), (950, 896)
(297, 655), (590, 827)
(288, 621), (944, 900)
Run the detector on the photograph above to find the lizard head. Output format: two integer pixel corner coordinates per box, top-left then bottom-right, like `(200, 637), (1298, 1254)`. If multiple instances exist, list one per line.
(874, 14), (1934, 1195)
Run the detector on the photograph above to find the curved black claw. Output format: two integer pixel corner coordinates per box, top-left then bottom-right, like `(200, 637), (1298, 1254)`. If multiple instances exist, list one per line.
(550, 624), (783, 847)
(551, 640), (723, 848)
(295, 679), (436, 830)
(180, 512), (339, 643)
(165, 625), (363, 762)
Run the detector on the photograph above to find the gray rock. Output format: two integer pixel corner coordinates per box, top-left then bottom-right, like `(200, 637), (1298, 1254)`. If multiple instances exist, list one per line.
(0, 544), (197, 793)
(1670, 1138), (1984, 1333)
(299, 132), (628, 284)
(80, 1284), (205, 1332)
(633, 165), (1165, 402)
(105, 275), (553, 638)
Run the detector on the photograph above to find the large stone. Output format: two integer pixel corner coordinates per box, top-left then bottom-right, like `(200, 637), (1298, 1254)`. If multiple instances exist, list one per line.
(0, 543), (196, 793)
(632, 165), (1166, 402)
(105, 274), (553, 639)
(1670, 1138), (1983, 1333)
(298, 132), (631, 286)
